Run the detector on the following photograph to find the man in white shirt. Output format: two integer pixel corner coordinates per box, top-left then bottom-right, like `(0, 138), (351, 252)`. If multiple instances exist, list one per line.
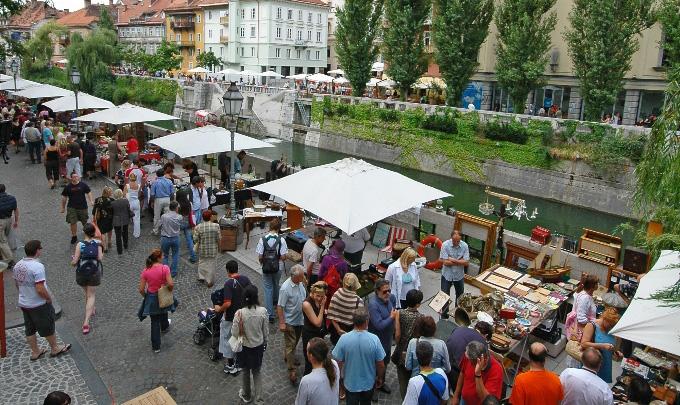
(341, 227), (371, 270)
(302, 227), (326, 285)
(560, 347), (613, 405)
(256, 218), (288, 323)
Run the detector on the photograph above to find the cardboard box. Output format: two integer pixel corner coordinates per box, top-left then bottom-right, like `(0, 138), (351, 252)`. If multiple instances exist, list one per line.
(121, 387), (176, 405)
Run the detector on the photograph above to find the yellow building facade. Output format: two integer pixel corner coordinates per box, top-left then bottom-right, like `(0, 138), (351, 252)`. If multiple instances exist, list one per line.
(165, 2), (204, 73)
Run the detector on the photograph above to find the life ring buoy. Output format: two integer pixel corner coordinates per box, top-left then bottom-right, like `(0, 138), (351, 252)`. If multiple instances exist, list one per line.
(418, 235), (443, 270)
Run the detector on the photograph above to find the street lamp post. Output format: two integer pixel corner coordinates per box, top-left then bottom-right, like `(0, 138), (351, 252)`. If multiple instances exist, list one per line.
(9, 59), (19, 92)
(69, 66), (81, 134)
(222, 81), (244, 219)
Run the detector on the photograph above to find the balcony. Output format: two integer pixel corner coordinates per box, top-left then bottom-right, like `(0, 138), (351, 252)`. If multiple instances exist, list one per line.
(171, 20), (194, 29)
(176, 40), (194, 47)
(220, 16), (229, 25)
(294, 39), (308, 48)
(220, 35), (229, 43)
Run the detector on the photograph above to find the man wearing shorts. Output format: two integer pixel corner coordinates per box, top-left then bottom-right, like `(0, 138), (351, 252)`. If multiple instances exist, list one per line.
(60, 173), (94, 244)
(13, 240), (71, 360)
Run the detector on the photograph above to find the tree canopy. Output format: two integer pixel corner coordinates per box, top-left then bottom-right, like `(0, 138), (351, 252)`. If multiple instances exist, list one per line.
(432, 0), (493, 106)
(66, 28), (118, 92)
(196, 51), (223, 71)
(335, 0), (383, 97)
(22, 22), (67, 72)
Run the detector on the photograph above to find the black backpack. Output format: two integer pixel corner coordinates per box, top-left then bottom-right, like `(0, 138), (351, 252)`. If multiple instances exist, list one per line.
(77, 240), (101, 276)
(261, 235), (281, 274)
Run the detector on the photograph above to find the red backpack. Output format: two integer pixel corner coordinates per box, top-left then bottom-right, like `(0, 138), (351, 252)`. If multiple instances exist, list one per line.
(323, 263), (342, 306)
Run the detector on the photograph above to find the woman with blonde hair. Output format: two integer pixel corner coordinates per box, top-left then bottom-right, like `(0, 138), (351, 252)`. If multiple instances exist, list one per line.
(125, 172), (142, 238)
(92, 186), (114, 252)
(385, 247), (421, 309)
(580, 307), (622, 383)
(301, 281), (328, 375)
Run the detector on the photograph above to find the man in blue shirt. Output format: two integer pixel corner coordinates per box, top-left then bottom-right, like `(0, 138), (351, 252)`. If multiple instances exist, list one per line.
(368, 279), (397, 397)
(403, 340), (449, 405)
(332, 307), (385, 405)
(439, 230), (469, 319)
(151, 167), (174, 235)
(277, 265), (307, 385)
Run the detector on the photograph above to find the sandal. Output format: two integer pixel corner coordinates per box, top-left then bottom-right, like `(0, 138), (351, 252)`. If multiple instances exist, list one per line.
(50, 344), (72, 358)
(30, 348), (48, 361)
(82, 325), (90, 335)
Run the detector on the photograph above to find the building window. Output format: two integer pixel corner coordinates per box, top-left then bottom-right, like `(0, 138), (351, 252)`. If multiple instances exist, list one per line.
(307, 12), (312, 23)
(241, 9), (245, 19)
(296, 49), (301, 59)
(276, 8), (282, 19)
(306, 50), (310, 60)
(287, 28), (292, 39)
(423, 31), (431, 48)
(251, 8), (255, 19)
(286, 48), (291, 58)
(251, 47), (255, 56)
(197, 33), (201, 42)
(287, 9), (293, 20)
(298, 10), (302, 20)
(189, 48), (194, 56)
(197, 14), (200, 23)
(307, 30), (311, 40)
(220, 28), (223, 36)
(250, 26), (255, 37)
(297, 30), (302, 40)
(220, 47), (223, 55)
(156, 27), (161, 36)
(208, 29), (212, 38)
(176, 33), (181, 41)
(209, 46), (212, 52)
(197, 48), (201, 55)
(275, 48), (281, 58)
(276, 27), (282, 39)
(316, 31), (321, 42)
(189, 62), (193, 69)
(315, 50), (320, 60)
(318, 13), (321, 24)
(240, 27), (245, 37)
(189, 33), (193, 41)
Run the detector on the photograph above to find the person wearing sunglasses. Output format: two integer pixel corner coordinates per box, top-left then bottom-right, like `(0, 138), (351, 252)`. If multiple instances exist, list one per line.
(368, 279), (398, 400)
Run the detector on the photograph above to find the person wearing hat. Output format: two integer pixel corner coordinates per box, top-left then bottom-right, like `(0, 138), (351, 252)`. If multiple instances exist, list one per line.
(327, 273), (363, 346)
(319, 239), (349, 307)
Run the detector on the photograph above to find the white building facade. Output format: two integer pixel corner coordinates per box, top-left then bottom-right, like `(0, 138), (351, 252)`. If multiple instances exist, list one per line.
(201, 2), (229, 72)
(323, 0), (343, 72)
(225, 0), (329, 75)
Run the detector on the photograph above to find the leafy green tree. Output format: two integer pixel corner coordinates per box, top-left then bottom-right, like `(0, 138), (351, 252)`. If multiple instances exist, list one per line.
(98, 5), (116, 32)
(383, 0), (431, 100)
(0, 0), (28, 19)
(335, 0), (383, 97)
(121, 47), (150, 70)
(146, 40), (182, 72)
(495, 0), (557, 113)
(432, 0), (493, 106)
(196, 51), (223, 71)
(22, 22), (67, 72)
(66, 28), (118, 92)
(658, 0), (680, 69)
(564, 0), (655, 121)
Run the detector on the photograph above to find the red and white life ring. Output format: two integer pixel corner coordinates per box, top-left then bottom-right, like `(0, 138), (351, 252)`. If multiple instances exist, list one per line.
(418, 235), (443, 270)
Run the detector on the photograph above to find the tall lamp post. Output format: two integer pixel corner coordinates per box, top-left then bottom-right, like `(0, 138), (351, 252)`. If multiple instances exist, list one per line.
(69, 66), (81, 134)
(9, 58), (19, 92)
(222, 81), (244, 219)
(479, 187), (538, 263)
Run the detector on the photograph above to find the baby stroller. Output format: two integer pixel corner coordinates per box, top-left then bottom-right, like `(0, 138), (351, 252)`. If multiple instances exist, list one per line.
(192, 288), (224, 361)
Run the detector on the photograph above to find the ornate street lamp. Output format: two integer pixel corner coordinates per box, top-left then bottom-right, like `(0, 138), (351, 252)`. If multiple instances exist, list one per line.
(9, 58), (19, 92)
(222, 81), (244, 219)
(69, 66), (81, 133)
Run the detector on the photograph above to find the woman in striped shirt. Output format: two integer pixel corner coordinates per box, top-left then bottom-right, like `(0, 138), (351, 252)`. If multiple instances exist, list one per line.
(327, 272), (364, 346)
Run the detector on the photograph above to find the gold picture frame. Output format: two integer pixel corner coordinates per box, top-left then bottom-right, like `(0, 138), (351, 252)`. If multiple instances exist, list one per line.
(454, 212), (498, 271)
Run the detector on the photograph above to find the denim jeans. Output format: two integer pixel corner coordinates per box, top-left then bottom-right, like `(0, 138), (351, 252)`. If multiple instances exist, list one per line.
(346, 389), (373, 405)
(181, 224), (197, 262)
(441, 277), (465, 318)
(262, 269), (281, 320)
(28, 141), (42, 163)
(66, 157), (81, 177)
(150, 312), (169, 350)
(193, 209), (202, 225)
(161, 235), (180, 277)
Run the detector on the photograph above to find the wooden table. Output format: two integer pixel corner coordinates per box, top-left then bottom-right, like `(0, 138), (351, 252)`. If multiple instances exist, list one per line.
(243, 211), (284, 248)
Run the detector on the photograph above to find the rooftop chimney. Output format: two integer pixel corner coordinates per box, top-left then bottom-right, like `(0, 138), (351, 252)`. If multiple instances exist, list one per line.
(84, 0), (91, 8)
(64, 8), (69, 12)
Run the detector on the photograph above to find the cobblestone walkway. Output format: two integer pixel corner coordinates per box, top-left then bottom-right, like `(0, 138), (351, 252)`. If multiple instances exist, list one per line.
(1, 152), (400, 404)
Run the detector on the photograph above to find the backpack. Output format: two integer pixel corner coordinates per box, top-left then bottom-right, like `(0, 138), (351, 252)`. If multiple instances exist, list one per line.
(77, 240), (101, 276)
(323, 263), (342, 300)
(261, 235), (281, 274)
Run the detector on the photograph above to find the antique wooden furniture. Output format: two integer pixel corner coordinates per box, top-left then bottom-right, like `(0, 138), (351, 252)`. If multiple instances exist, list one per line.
(454, 212), (498, 270)
(578, 228), (622, 266)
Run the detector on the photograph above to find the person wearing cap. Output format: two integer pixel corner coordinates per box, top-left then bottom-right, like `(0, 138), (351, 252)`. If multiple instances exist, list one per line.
(327, 273), (364, 346)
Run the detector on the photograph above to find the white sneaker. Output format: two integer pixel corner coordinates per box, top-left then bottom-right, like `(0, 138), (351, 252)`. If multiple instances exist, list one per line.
(238, 389), (252, 403)
(229, 365), (242, 375)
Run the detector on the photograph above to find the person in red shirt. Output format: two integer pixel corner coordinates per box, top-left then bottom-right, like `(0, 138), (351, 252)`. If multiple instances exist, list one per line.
(509, 342), (563, 405)
(451, 340), (502, 405)
(126, 136), (139, 162)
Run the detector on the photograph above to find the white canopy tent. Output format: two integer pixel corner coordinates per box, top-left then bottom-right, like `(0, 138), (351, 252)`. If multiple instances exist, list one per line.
(188, 67), (209, 73)
(73, 102), (178, 124)
(0, 73), (12, 81)
(610, 250), (680, 356)
(371, 62), (385, 72)
(0, 78), (39, 91)
(147, 125), (274, 157)
(307, 73), (335, 83)
(11, 83), (72, 99)
(259, 71), (283, 78)
(288, 73), (309, 80)
(240, 69), (260, 77)
(251, 157), (450, 234)
(327, 69), (345, 76)
(378, 79), (397, 88)
(366, 78), (381, 87)
(333, 77), (350, 85)
(42, 92), (115, 112)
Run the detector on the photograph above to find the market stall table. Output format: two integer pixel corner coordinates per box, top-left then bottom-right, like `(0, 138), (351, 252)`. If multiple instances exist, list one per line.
(243, 209), (284, 248)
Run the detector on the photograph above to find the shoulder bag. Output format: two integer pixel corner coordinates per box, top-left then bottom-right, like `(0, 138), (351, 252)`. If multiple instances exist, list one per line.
(228, 310), (246, 353)
(158, 284), (174, 308)
(420, 372), (445, 400)
(566, 320), (596, 362)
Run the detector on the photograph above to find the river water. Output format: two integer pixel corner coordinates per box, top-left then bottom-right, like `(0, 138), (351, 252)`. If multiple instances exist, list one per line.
(252, 139), (635, 247)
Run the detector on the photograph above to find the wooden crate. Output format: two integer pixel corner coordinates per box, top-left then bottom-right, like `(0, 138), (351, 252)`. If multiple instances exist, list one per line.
(220, 227), (237, 252)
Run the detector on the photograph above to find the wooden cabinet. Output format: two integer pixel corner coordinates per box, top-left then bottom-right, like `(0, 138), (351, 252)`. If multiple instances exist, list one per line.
(220, 227), (237, 252)
(286, 204), (303, 231)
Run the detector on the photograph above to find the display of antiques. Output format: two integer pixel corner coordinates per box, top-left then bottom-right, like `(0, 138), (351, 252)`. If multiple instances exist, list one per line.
(527, 237), (572, 282)
(578, 228), (623, 265)
(530, 226), (552, 245)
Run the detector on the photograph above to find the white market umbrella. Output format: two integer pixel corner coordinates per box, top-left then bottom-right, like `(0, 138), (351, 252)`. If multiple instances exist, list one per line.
(333, 77), (350, 85)
(217, 68), (240, 75)
(73, 102), (178, 124)
(11, 83), (72, 99)
(56, 58), (69, 64)
(307, 73), (335, 83)
(378, 79), (397, 88)
(251, 157), (449, 234)
(327, 69), (345, 76)
(188, 66), (209, 73)
(148, 125), (273, 157)
(240, 69), (259, 77)
(0, 78), (39, 91)
(371, 62), (384, 72)
(366, 78), (381, 87)
(610, 250), (680, 356)
(0, 73), (12, 81)
(259, 71), (283, 78)
(288, 73), (309, 80)
(42, 92), (114, 112)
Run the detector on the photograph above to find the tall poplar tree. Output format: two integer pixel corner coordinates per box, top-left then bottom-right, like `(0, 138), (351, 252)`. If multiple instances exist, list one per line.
(564, 0), (655, 121)
(495, 0), (557, 114)
(658, 0), (680, 69)
(383, 0), (431, 100)
(432, 0), (493, 106)
(335, 0), (383, 97)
